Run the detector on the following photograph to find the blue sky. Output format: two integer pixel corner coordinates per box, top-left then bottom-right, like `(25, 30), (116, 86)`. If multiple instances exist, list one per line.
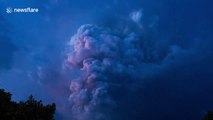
(0, 0), (213, 120)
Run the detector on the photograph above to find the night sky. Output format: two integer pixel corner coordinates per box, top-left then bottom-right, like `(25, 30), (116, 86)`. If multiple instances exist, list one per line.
(0, 0), (213, 120)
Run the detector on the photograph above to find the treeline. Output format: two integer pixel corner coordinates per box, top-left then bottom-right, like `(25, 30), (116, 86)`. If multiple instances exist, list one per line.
(0, 89), (55, 120)
(203, 111), (213, 120)
(0, 88), (212, 120)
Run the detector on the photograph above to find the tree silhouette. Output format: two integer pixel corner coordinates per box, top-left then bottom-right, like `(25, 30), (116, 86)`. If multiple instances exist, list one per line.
(0, 89), (56, 120)
(203, 111), (213, 120)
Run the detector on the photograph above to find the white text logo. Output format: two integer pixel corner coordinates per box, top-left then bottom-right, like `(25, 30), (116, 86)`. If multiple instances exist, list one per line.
(6, 7), (39, 14)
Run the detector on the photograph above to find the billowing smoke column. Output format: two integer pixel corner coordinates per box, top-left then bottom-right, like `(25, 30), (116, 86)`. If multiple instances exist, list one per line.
(65, 24), (145, 120)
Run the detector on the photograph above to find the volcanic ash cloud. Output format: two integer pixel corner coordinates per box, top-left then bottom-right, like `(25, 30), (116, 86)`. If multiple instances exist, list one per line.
(64, 24), (146, 120)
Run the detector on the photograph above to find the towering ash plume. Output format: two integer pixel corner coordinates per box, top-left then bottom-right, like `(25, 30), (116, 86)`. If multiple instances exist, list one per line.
(26, 9), (181, 120)
(26, 9), (169, 120)
(64, 22), (170, 119)
(64, 24), (145, 120)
